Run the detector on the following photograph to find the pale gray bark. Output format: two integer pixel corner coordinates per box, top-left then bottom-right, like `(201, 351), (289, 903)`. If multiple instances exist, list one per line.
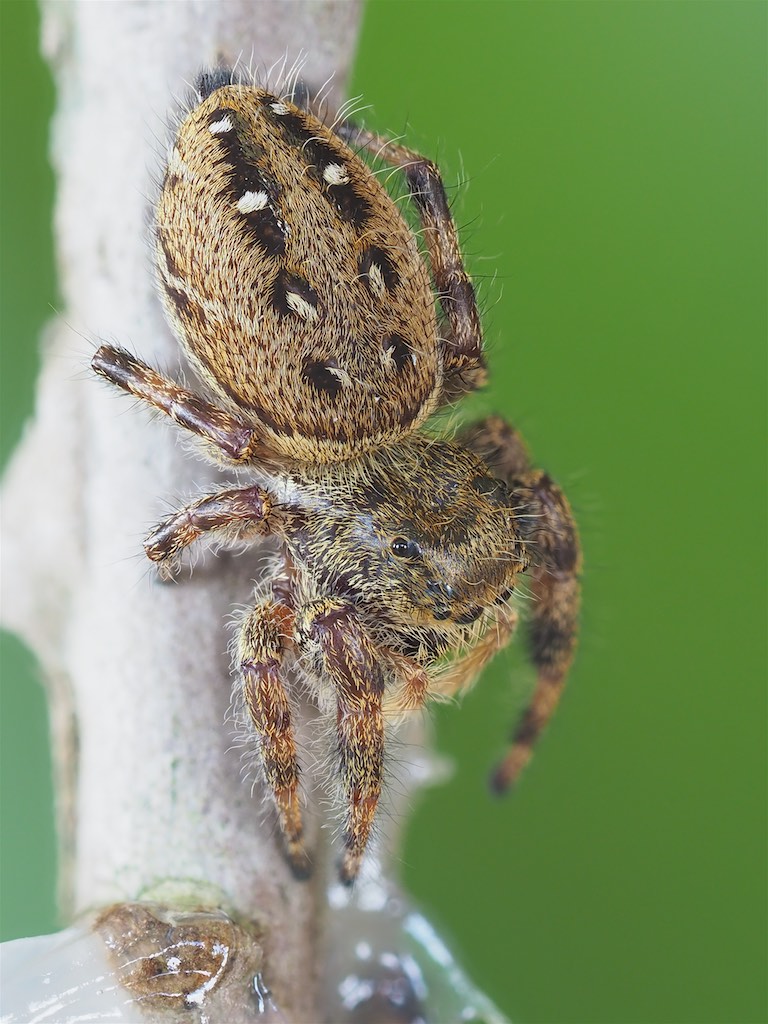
(0, 3), (374, 1020)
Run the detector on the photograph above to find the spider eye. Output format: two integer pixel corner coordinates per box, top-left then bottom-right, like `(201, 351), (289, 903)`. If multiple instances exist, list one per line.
(391, 536), (421, 559)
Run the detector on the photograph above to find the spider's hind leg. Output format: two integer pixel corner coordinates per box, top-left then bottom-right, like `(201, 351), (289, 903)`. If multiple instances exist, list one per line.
(461, 416), (582, 793)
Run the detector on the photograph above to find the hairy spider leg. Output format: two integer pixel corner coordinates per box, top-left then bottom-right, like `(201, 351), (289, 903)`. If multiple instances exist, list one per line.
(238, 601), (310, 879)
(144, 484), (274, 577)
(297, 599), (385, 885)
(461, 416), (582, 792)
(336, 124), (486, 399)
(92, 345), (265, 464)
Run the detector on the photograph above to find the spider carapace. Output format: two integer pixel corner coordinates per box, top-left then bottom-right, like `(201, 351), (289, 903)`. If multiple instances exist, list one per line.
(92, 68), (581, 884)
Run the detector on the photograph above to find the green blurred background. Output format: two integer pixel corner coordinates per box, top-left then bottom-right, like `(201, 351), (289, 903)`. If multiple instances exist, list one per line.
(1, 2), (765, 1022)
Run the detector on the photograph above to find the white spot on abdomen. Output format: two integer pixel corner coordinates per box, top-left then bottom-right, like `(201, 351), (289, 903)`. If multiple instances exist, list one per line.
(208, 115), (234, 134)
(325, 365), (352, 387)
(323, 162), (350, 185)
(286, 292), (319, 321)
(237, 191), (270, 214)
(366, 262), (386, 297)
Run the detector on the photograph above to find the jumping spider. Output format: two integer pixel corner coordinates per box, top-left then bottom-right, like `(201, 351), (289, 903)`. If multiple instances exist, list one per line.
(92, 69), (581, 884)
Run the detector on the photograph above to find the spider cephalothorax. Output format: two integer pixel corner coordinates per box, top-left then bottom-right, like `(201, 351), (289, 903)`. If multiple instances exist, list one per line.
(93, 68), (581, 883)
(278, 440), (526, 629)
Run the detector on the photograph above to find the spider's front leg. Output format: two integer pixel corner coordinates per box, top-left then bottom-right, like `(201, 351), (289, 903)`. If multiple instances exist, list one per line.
(237, 600), (310, 879)
(144, 484), (274, 579)
(462, 416), (582, 793)
(296, 599), (385, 885)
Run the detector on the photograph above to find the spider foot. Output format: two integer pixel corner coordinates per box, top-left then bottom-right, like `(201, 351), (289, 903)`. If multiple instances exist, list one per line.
(284, 836), (313, 881)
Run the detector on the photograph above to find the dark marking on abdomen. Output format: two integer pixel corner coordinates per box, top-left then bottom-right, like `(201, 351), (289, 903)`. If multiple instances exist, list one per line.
(302, 357), (342, 398)
(325, 180), (370, 228)
(157, 227), (183, 281)
(162, 280), (207, 333)
(206, 107), (286, 257)
(360, 246), (399, 293)
(260, 99), (373, 229)
(383, 334), (413, 373)
(271, 268), (319, 319)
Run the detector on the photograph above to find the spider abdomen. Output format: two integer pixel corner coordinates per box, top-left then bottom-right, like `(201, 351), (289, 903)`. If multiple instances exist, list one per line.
(155, 86), (442, 462)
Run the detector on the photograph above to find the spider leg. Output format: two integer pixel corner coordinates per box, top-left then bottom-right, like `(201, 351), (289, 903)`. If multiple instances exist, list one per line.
(459, 414), (532, 482)
(337, 123), (486, 399)
(144, 484), (274, 578)
(92, 345), (264, 464)
(461, 416), (582, 792)
(296, 599), (384, 885)
(237, 600), (310, 878)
